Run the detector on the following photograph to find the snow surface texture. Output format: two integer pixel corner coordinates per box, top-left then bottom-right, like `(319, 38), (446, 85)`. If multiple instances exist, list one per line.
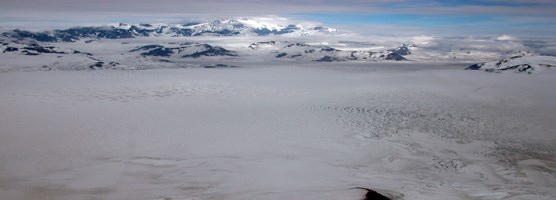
(1, 66), (555, 200)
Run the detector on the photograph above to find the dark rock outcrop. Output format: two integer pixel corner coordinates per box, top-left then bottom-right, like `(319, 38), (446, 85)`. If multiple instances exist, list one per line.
(384, 53), (407, 61)
(316, 56), (345, 62)
(352, 187), (391, 200)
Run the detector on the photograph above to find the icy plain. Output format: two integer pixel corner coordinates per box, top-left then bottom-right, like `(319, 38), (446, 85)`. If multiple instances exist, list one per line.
(0, 64), (555, 200)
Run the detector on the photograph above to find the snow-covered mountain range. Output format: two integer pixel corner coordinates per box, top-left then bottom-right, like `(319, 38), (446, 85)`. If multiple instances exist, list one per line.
(129, 43), (238, 58)
(1, 17), (555, 73)
(249, 41), (411, 61)
(466, 51), (556, 74)
(2, 17), (337, 42)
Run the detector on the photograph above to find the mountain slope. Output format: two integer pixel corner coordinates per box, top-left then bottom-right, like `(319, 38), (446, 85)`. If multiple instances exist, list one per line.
(466, 52), (556, 74)
(249, 41), (412, 62)
(129, 43), (238, 58)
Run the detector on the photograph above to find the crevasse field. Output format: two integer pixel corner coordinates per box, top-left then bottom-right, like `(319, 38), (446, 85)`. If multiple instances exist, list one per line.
(1, 65), (555, 200)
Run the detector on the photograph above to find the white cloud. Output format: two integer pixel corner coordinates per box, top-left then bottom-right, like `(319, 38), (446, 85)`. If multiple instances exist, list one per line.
(496, 35), (518, 41)
(411, 36), (436, 47)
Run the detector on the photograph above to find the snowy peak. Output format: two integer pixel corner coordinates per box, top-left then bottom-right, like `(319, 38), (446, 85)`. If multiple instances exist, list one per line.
(169, 17), (336, 36)
(236, 17), (292, 30)
(504, 50), (536, 59)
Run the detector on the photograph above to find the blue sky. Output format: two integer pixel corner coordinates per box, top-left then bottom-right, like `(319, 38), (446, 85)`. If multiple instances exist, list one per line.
(292, 12), (554, 36)
(294, 13), (494, 27)
(1, 0), (555, 37)
(289, 0), (556, 36)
